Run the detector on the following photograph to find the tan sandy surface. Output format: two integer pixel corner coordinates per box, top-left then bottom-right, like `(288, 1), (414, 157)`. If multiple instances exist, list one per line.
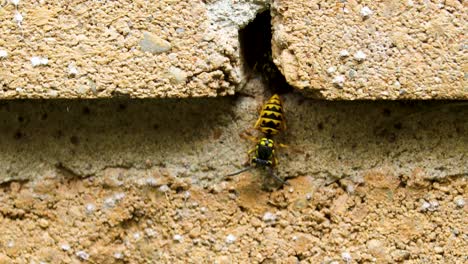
(0, 168), (466, 263)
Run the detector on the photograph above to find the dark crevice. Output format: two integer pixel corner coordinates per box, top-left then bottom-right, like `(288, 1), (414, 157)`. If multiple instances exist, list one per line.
(239, 11), (294, 95)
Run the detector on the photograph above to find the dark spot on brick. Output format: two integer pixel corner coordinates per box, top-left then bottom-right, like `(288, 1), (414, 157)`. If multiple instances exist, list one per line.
(54, 130), (63, 139)
(14, 131), (23, 140)
(70, 136), (79, 145)
(393, 122), (402, 130)
(83, 107), (91, 115)
(383, 108), (391, 117)
(317, 122), (324, 131)
(118, 104), (127, 111)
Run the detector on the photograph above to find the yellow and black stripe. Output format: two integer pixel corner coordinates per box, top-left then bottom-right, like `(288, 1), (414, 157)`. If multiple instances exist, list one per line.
(254, 94), (286, 136)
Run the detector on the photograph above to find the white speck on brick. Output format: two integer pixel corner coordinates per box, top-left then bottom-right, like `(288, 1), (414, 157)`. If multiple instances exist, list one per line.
(184, 191), (191, 199)
(305, 193), (312, 200)
(40, 57), (48, 65)
(31, 56), (42, 67)
(342, 251), (352, 263)
(68, 63), (79, 76)
(354, 50), (367, 61)
(327, 66), (336, 75)
(113, 252), (123, 259)
(0, 49), (8, 58)
(346, 184), (355, 194)
(14, 11), (23, 24)
(48, 90), (58, 98)
(144, 228), (157, 238)
(104, 197), (116, 208)
(76, 250), (90, 261)
(60, 244), (71, 251)
(262, 212), (277, 222)
(158, 184), (170, 193)
(454, 197), (465, 208)
(420, 201), (431, 211)
(133, 232), (141, 240)
(429, 200), (439, 210)
(292, 235), (298, 241)
(360, 6), (373, 18)
(173, 234), (183, 242)
(145, 177), (158, 186)
(339, 50), (350, 57)
(200, 207), (207, 213)
(85, 203), (95, 214)
(421, 200), (439, 212)
(225, 234), (236, 244)
(333, 75), (345, 87)
(31, 56), (49, 67)
(10, 0), (20, 7)
(114, 192), (125, 201)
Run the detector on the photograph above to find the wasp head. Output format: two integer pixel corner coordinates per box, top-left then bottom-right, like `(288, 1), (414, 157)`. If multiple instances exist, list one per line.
(252, 138), (275, 167)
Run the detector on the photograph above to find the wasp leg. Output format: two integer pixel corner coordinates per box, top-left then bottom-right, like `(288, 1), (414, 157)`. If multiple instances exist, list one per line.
(240, 132), (258, 143)
(267, 167), (290, 186)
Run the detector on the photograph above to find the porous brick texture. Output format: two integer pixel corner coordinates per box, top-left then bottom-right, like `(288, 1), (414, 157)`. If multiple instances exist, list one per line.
(0, 0), (266, 98)
(1, 0), (466, 99)
(271, 0), (467, 99)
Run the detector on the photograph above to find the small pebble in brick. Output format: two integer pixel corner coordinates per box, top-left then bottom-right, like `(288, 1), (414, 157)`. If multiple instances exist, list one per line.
(342, 251), (352, 263)
(333, 75), (345, 87)
(11, 0), (20, 7)
(354, 51), (367, 62)
(60, 244), (71, 251)
(76, 250), (90, 261)
(159, 185), (170, 193)
(85, 203), (95, 214)
(173, 234), (183, 242)
(339, 50), (350, 57)
(225, 234), (236, 244)
(14, 12), (23, 24)
(327, 66), (336, 75)
(454, 196), (465, 208)
(262, 212), (277, 222)
(360, 6), (373, 18)
(0, 49), (8, 58)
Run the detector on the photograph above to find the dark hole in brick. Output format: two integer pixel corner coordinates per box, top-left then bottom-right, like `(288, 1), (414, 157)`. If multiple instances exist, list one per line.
(14, 131), (23, 140)
(70, 135), (80, 145)
(317, 122), (324, 131)
(82, 106), (91, 115)
(118, 103), (127, 111)
(239, 11), (293, 94)
(393, 122), (402, 130)
(383, 108), (391, 117)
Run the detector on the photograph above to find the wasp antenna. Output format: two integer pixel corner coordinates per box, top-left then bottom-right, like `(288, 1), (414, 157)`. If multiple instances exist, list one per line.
(226, 166), (254, 177)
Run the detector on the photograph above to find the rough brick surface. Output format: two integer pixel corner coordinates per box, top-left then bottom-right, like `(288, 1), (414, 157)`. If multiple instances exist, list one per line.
(271, 0), (467, 99)
(0, 0), (266, 98)
(0, 0), (466, 99)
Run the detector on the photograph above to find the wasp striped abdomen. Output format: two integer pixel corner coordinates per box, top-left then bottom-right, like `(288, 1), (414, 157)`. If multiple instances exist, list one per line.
(254, 94), (286, 136)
